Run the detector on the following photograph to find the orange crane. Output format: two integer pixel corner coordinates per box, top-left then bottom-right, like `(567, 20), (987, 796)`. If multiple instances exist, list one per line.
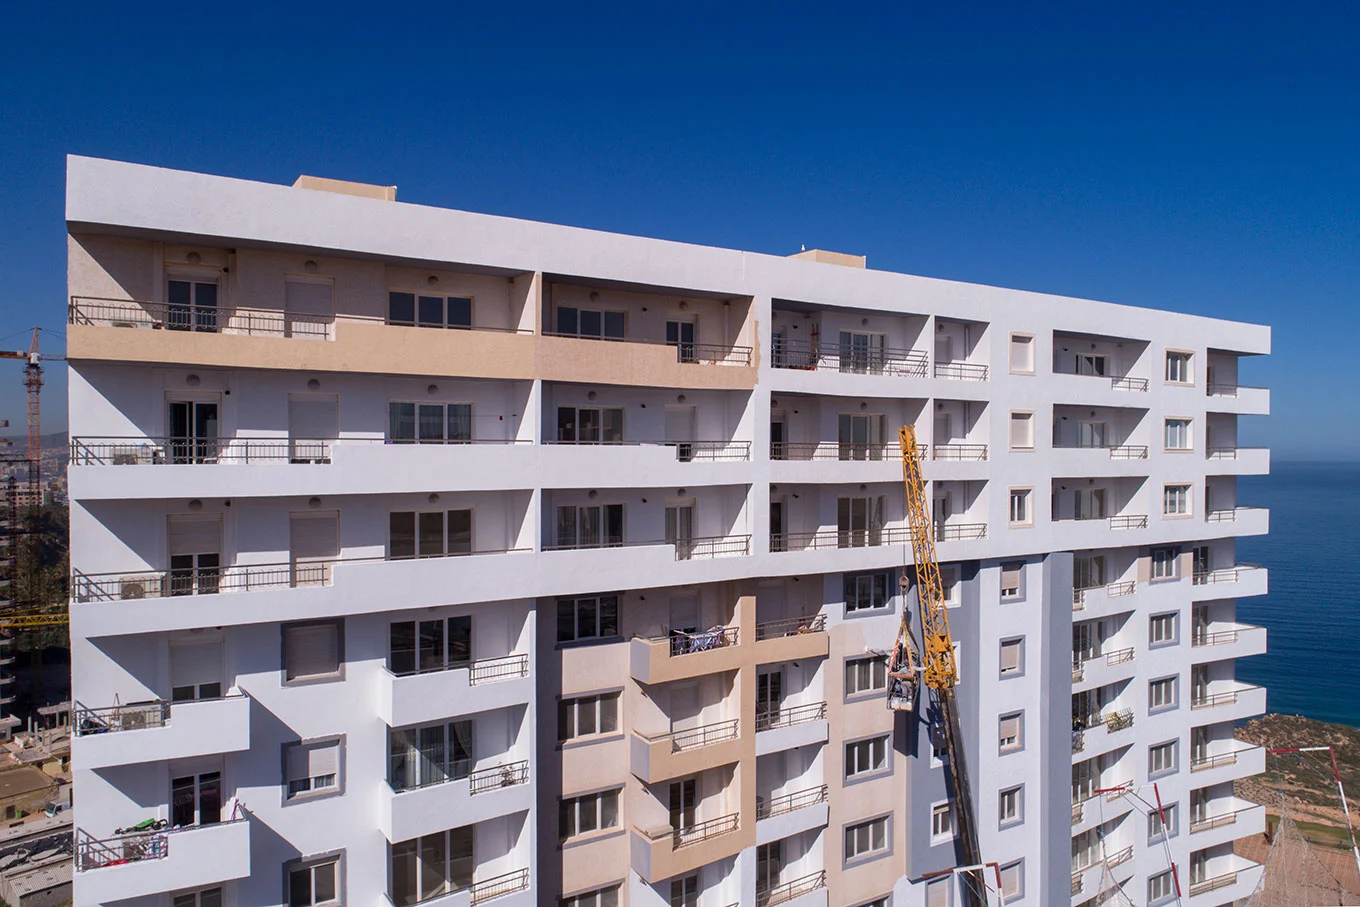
(888, 425), (985, 907)
(0, 329), (64, 496)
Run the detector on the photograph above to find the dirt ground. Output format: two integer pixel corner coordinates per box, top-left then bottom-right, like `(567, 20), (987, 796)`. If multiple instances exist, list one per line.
(1236, 824), (1360, 898)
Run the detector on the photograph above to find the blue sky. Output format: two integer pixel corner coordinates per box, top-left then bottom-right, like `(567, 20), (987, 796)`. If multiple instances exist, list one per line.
(2, 1), (1356, 457)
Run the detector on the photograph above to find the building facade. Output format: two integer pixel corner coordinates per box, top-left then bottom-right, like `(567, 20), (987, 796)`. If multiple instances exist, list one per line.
(66, 156), (1270, 907)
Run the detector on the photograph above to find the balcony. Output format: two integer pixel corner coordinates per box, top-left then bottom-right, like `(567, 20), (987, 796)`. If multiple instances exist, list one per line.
(74, 819), (250, 907)
(770, 338), (927, 377)
(756, 785), (829, 847)
(1053, 443), (1149, 461)
(540, 332), (755, 390)
(1072, 647), (1136, 690)
(382, 760), (531, 843)
(1187, 855), (1264, 901)
(1191, 623), (1268, 662)
(544, 534), (751, 560)
(470, 869), (531, 906)
(755, 702), (828, 756)
(1192, 563), (1268, 600)
(1189, 743), (1265, 787)
(378, 655), (531, 730)
(769, 442), (906, 484)
(773, 526), (916, 554)
(630, 626), (743, 684)
(1188, 798), (1266, 849)
(1205, 383), (1270, 415)
(630, 813), (745, 884)
(933, 361), (989, 381)
(1191, 683), (1267, 723)
(72, 694), (250, 769)
(1072, 581), (1137, 613)
(630, 719), (742, 783)
(753, 615), (829, 664)
(931, 443), (988, 461)
(758, 871), (827, 907)
(1205, 446), (1271, 474)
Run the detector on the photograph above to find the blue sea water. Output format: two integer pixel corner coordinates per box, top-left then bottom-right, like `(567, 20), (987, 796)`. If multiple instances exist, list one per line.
(1236, 462), (1360, 728)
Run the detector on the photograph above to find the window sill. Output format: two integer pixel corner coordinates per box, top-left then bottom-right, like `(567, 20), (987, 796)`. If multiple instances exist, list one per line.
(559, 826), (625, 851)
(1148, 705), (1180, 717)
(843, 606), (891, 619)
(555, 636), (624, 650)
(843, 768), (893, 788)
(1161, 513), (1194, 520)
(1148, 640), (1179, 651)
(844, 689), (889, 705)
(559, 732), (625, 751)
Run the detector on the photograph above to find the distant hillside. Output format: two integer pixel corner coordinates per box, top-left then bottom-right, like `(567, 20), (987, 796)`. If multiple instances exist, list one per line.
(1236, 713), (1360, 828)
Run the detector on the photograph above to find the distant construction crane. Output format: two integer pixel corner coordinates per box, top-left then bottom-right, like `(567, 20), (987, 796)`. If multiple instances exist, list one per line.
(0, 328), (64, 501)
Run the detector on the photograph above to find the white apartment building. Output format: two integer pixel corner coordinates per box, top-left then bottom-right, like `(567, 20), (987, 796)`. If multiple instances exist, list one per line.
(65, 155), (1270, 907)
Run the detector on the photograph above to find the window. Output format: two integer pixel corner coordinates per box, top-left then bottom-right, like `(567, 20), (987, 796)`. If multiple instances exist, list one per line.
(1008, 489), (1032, 527)
(845, 573), (890, 612)
(1149, 740), (1178, 777)
(926, 878), (952, 907)
(666, 320), (698, 362)
(388, 616), (473, 676)
(289, 856), (340, 907)
(167, 276), (220, 333)
(1073, 487), (1107, 520)
(390, 828), (472, 906)
(558, 693), (621, 741)
(174, 889), (223, 907)
(1148, 869), (1176, 904)
(559, 789), (621, 839)
(1074, 555), (1106, 590)
(1076, 353), (1107, 376)
(555, 306), (625, 339)
(930, 802), (954, 842)
(1165, 351), (1193, 384)
(562, 886), (620, 907)
(1009, 333), (1035, 374)
(999, 713), (1023, 752)
(1163, 484), (1191, 516)
(170, 640), (223, 702)
(845, 816), (889, 859)
(283, 620), (343, 683)
(286, 738), (341, 799)
(845, 656), (888, 696)
(845, 736), (889, 778)
(557, 596), (620, 643)
(1149, 803), (1178, 843)
(999, 785), (1023, 827)
(998, 861), (1022, 900)
(930, 719), (948, 767)
(555, 504), (625, 549)
(940, 565), (960, 607)
(1009, 412), (1034, 450)
(1149, 676), (1178, 712)
(388, 291), (472, 329)
(669, 876), (697, 907)
(839, 330), (888, 374)
(837, 495), (884, 547)
(1164, 418), (1191, 451)
(389, 721), (473, 790)
(1149, 612), (1178, 647)
(171, 771), (221, 827)
(557, 406), (625, 444)
(999, 638), (1024, 677)
(1076, 420), (1108, 448)
(1000, 562), (1024, 600)
(389, 510), (473, 558)
(389, 402), (473, 443)
(1151, 547), (1180, 581)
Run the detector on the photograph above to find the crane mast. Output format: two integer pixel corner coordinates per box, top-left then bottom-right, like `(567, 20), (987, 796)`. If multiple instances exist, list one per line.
(897, 425), (984, 907)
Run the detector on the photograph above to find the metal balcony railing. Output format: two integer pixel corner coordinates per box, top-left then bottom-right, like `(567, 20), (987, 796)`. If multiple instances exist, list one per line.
(1108, 514), (1148, 530)
(1072, 729), (1086, 754)
(543, 439), (751, 461)
(1191, 745), (1259, 772)
(69, 435), (538, 466)
(770, 440), (911, 461)
(932, 444), (988, 461)
(669, 813), (740, 849)
(73, 700), (170, 736)
(936, 522), (988, 541)
(469, 654), (530, 685)
(1189, 870), (1239, 897)
(544, 332), (753, 367)
(1111, 376), (1149, 392)
(1190, 804), (1257, 834)
(70, 296), (334, 338)
(1207, 446), (1239, 459)
(1071, 871), (1084, 895)
(1205, 509), (1238, 523)
(1192, 625), (1263, 648)
(755, 701), (827, 732)
(468, 760), (530, 796)
(1106, 844), (1134, 867)
(770, 339), (928, 377)
(1104, 647), (1135, 666)
(1108, 445), (1149, 459)
(544, 534), (751, 560)
(933, 361), (989, 381)
(1192, 685), (1262, 711)
(1193, 563), (1260, 586)
(1103, 709), (1135, 732)
(641, 718), (740, 753)
(1206, 382), (1240, 398)
(656, 626), (739, 657)
(756, 785), (828, 820)
(757, 871), (827, 907)
(755, 614), (826, 641)
(772, 525), (915, 552)
(469, 868), (530, 905)
(76, 827), (168, 872)
(1071, 801), (1084, 825)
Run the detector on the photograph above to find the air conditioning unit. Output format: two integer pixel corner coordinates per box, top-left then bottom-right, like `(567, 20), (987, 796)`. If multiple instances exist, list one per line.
(119, 578), (148, 600)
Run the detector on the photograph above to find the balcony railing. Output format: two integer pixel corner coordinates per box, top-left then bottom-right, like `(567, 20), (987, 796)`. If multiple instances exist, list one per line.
(1192, 685), (1262, 711)
(756, 785), (828, 820)
(936, 522), (987, 541)
(1189, 870), (1239, 897)
(469, 654), (530, 685)
(1104, 647), (1135, 666)
(543, 439), (751, 461)
(69, 435), (541, 466)
(470, 868), (530, 905)
(544, 534), (751, 560)
(655, 626), (740, 657)
(1206, 383), (1240, 398)
(932, 444), (988, 461)
(1108, 514), (1148, 530)
(1071, 801), (1084, 825)
(73, 547), (531, 603)
(1103, 709), (1135, 732)
(1111, 376), (1149, 392)
(642, 718), (740, 753)
(76, 828), (169, 872)
(1192, 625), (1263, 649)
(70, 296), (334, 338)
(74, 699), (169, 736)
(647, 812), (741, 850)
(757, 871), (827, 907)
(933, 361), (989, 381)
(1193, 563), (1260, 586)
(1108, 445), (1149, 459)
(1106, 844), (1134, 868)
(1191, 745), (1259, 772)
(770, 339), (927, 377)
(755, 614), (826, 641)
(755, 701), (827, 732)
(1207, 446), (1239, 459)
(1190, 805), (1256, 835)
(468, 760), (530, 796)
(1072, 729), (1086, 754)
(770, 441), (909, 462)
(1071, 871), (1083, 895)
(772, 526), (916, 552)
(1205, 509), (1237, 523)
(544, 332), (753, 367)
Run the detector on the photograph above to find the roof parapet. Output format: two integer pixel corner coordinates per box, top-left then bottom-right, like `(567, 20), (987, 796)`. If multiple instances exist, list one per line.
(293, 175), (397, 202)
(787, 248), (866, 269)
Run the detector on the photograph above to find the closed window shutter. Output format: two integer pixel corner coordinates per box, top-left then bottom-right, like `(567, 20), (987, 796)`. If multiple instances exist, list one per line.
(1000, 642), (1020, 673)
(286, 743), (309, 782)
(285, 279), (334, 319)
(288, 395), (339, 440)
(1010, 414), (1029, 447)
(1001, 715), (1020, 744)
(1001, 564), (1021, 595)
(290, 512), (340, 563)
(171, 641), (222, 689)
(168, 515), (222, 556)
(289, 740), (339, 782)
(286, 623), (340, 680)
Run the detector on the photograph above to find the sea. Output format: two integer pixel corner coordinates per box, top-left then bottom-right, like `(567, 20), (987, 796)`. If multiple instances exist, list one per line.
(1236, 461), (1360, 728)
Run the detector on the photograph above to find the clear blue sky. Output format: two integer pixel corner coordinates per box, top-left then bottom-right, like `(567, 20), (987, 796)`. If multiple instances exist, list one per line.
(2, 2), (1356, 457)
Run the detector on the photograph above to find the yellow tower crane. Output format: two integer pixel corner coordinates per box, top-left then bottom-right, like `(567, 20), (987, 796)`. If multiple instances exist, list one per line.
(888, 425), (985, 907)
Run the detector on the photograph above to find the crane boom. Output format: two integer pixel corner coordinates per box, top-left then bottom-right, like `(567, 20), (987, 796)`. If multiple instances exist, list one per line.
(898, 425), (985, 907)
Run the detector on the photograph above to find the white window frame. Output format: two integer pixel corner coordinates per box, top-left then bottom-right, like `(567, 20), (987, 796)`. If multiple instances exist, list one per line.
(998, 712), (1024, 752)
(999, 785), (1023, 828)
(940, 565), (961, 608)
(1149, 676), (1179, 713)
(562, 886), (620, 907)
(1149, 740), (1178, 778)
(1150, 546), (1181, 581)
(558, 691), (621, 742)
(845, 573), (891, 613)
(845, 735), (890, 779)
(559, 788), (621, 840)
(285, 737), (343, 801)
(844, 815), (890, 861)
(1164, 350), (1194, 385)
(930, 801), (955, 844)
(1148, 803), (1178, 843)
(1008, 411), (1035, 451)
(998, 860), (1023, 901)
(287, 855), (342, 907)
(845, 655), (889, 697)
(1150, 870), (1176, 905)
(999, 561), (1024, 601)
(1008, 333), (1035, 375)
(999, 638), (1024, 678)
(1163, 483), (1192, 517)
(1008, 488), (1033, 527)
(1163, 417), (1192, 451)
(1149, 612), (1178, 647)
(556, 595), (621, 643)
